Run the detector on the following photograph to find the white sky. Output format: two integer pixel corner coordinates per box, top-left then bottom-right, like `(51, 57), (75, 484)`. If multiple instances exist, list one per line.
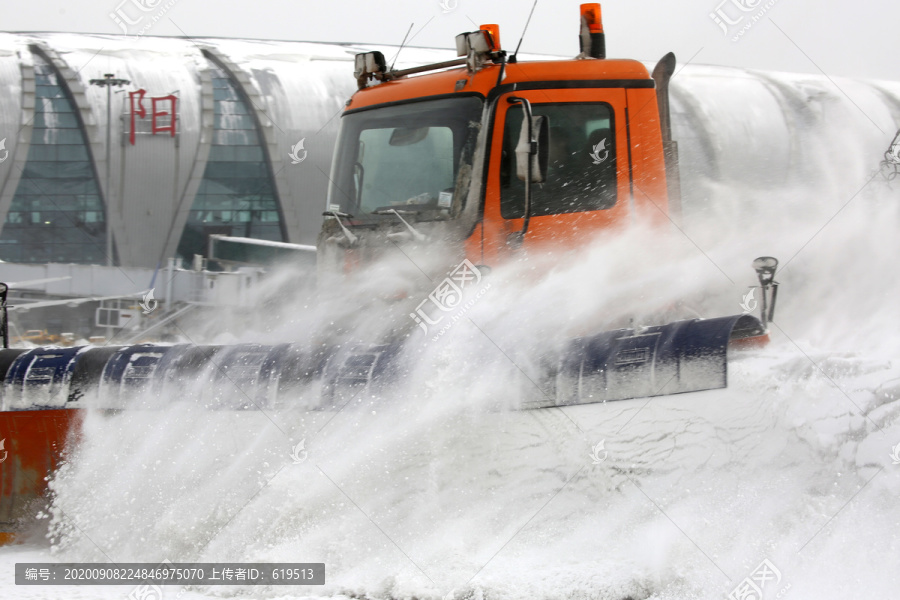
(4, 0), (898, 81)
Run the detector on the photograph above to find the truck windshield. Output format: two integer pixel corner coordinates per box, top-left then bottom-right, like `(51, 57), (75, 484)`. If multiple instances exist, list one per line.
(327, 96), (483, 220)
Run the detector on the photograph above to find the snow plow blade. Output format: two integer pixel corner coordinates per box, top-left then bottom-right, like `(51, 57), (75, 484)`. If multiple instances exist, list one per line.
(0, 314), (766, 411)
(551, 314), (766, 406)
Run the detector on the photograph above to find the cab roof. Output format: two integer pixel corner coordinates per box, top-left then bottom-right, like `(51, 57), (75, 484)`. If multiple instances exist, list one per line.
(345, 58), (653, 112)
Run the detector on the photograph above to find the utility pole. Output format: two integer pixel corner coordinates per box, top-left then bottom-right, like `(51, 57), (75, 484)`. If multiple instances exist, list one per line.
(89, 73), (130, 267)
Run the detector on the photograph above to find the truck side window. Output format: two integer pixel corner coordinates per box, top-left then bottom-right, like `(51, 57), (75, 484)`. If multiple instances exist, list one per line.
(500, 102), (616, 218)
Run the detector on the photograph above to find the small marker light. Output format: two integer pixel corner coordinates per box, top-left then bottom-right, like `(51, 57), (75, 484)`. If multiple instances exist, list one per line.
(579, 3), (606, 59)
(580, 3), (603, 33)
(479, 24), (501, 52)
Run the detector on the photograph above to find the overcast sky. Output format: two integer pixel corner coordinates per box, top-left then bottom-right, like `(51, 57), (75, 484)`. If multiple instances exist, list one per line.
(4, 0), (897, 81)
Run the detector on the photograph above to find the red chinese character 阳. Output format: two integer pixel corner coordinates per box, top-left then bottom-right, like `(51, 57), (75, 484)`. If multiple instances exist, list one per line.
(128, 89), (177, 145)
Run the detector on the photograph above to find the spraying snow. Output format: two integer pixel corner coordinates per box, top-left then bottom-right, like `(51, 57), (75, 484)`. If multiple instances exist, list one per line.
(3, 69), (900, 600)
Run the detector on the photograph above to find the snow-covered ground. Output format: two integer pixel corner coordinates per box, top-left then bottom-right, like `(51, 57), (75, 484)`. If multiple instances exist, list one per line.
(3, 97), (900, 600)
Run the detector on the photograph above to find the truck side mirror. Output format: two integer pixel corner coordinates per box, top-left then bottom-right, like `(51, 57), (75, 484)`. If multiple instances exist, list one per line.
(515, 114), (549, 183)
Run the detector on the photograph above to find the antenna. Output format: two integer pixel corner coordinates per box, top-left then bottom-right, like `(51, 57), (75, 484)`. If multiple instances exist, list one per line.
(390, 23), (415, 72)
(511, 0), (540, 61)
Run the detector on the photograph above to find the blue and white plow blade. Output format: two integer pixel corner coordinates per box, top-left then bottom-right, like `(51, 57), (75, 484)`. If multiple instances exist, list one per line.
(0, 313), (765, 411)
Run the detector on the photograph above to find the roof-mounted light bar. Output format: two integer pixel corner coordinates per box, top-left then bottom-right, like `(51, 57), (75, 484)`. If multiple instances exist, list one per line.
(353, 53), (468, 90)
(579, 3), (606, 59)
(353, 24), (503, 90)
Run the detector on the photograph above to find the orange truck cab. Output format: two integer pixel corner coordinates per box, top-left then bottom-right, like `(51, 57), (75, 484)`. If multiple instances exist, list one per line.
(319, 5), (674, 271)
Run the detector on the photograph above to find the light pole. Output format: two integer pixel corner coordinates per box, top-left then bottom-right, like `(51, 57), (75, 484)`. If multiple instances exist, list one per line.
(89, 74), (130, 267)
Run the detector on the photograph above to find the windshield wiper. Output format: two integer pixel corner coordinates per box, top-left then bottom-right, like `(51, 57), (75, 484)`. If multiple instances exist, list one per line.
(372, 208), (427, 242)
(322, 211), (358, 246)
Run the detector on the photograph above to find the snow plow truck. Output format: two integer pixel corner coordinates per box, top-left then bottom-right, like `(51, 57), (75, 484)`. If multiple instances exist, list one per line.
(0, 4), (779, 542)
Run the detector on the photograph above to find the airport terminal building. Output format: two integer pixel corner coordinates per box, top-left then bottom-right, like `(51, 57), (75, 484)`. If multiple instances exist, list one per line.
(0, 33), (435, 269)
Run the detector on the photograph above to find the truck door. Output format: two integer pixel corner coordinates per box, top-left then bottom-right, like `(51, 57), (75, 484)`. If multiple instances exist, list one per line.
(471, 88), (631, 265)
